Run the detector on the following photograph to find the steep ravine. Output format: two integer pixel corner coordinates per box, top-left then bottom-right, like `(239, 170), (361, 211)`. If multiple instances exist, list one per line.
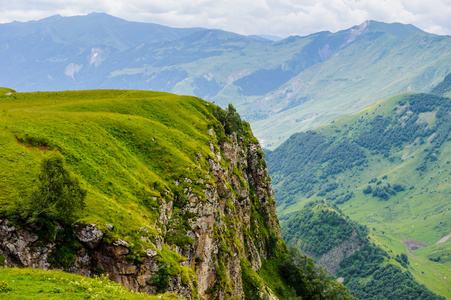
(0, 131), (281, 299)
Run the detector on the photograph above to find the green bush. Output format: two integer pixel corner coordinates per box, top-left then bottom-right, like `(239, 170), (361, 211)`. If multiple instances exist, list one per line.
(153, 264), (171, 293)
(363, 185), (372, 194)
(9, 153), (86, 226)
(213, 104), (244, 137)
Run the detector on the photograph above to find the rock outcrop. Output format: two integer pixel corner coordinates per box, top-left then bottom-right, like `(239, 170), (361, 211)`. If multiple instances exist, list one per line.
(74, 223), (104, 249)
(0, 130), (282, 299)
(316, 230), (365, 274)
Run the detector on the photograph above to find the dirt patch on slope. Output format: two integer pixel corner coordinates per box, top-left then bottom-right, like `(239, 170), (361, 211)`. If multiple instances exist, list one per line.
(403, 240), (428, 251)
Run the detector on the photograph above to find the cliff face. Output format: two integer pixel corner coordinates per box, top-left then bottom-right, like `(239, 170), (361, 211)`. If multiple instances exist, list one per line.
(0, 130), (282, 299)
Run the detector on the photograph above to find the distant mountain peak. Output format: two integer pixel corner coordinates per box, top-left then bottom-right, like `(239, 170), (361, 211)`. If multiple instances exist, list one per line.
(338, 20), (422, 46)
(87, 12), (108, 16)
(33, 14), (63, 23)
(358, 20), (371, 29)
(84, 12), (122, 21)
(345, 20), (370, 44)
(365, 20), (421, 36)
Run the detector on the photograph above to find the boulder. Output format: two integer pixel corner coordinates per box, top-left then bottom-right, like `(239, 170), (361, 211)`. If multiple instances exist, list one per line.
(74, 223), (104, 249)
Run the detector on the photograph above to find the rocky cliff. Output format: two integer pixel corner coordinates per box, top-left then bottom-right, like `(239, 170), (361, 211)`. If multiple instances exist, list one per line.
(0, 129), (282, 299)
(0, 90), (357, 299)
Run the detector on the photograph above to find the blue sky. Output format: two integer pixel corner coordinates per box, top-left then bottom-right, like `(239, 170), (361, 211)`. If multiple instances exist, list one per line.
(3, 0), (451, 37)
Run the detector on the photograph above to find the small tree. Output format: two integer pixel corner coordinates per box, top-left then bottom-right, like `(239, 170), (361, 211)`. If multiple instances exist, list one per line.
(20, 154), (86, 225)
(363, 185), (373, 194)
(214, 104), (243, 136)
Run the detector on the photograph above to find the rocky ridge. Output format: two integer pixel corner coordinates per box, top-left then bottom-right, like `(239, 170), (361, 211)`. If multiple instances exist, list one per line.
(0, 130), (282, 299)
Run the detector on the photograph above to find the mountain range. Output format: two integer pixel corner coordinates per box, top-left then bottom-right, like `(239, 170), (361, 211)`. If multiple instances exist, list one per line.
(2, 13), (451, 148)
(1, 13), (450, 299)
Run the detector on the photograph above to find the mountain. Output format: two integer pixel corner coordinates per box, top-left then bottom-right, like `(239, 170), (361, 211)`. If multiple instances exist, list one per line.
(0, 89), (354, 299)
(431, 72), (451, 98)
(0, 13), (203, 50)
(283, 201), (445, 299)
(266, 87), (451, 298)
(2, 15), (451, 148)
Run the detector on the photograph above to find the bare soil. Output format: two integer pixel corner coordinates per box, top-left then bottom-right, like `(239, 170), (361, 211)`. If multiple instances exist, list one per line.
(403, 240), (428, 251)
(435, 234), (451, 244)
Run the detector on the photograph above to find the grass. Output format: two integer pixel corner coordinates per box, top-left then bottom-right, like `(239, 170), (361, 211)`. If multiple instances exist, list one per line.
(0, 89), (219, 242)
(0, 88), (286, 299)
(0, 89), (227, 296)
(0, 267), (179, 299)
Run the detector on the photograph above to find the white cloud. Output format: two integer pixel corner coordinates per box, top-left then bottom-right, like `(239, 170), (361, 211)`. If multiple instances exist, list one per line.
(1, 0), (451, 37)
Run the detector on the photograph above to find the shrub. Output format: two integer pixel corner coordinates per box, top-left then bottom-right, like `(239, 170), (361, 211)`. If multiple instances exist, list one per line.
(153, 264), (170, 293)
(214, 104), (244, 136)
(363, 185), (373, 194)
(10, 153), (86, 226)
(393, 183), (405, 192)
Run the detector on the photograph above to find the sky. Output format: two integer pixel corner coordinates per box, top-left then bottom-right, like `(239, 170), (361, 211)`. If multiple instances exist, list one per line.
(2, 0), (451, 37)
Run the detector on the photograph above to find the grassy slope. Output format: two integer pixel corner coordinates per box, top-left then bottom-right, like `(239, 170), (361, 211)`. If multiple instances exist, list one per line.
(0, 89), (218, 240)
(0, 89), (323, 299)
(0, 267), (178, 299)
(0, 89), (234, 298)
(268, 92), (451, 298)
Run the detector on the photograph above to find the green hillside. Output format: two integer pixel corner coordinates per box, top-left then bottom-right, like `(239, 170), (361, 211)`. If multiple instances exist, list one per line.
(0, 89), (220, 298)
(267, 91), (451, 298)
(0, 90), (217, 237)
(0, 89), (355, 299)
(283, 201), (445, 299)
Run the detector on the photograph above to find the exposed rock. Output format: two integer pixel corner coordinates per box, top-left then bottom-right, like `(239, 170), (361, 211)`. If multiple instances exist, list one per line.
(317, 230), (365, 274)
(74, 223), (104, 249)
(146, 248), (158, 257)
(0, 220), (51, 269)
(113, 239), (130, 248)
(109, 240), (130, 258)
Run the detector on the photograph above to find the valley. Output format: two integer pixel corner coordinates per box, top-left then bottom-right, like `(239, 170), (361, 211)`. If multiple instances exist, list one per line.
(0, 13), (450, 299)
(266, 87), (451, 298)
